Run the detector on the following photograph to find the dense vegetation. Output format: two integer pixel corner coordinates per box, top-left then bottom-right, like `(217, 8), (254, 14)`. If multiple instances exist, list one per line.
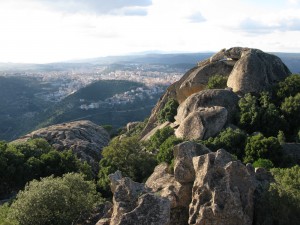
(0, 138), (92, 197)
(255, 166), (300, 225)
(158, 98), (179, 123)
(98, 136), (157, 193)
(4, 173), (102, 225)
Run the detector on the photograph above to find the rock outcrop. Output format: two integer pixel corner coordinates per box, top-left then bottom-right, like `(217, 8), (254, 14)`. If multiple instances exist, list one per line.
(140, 47), (290, 140)
(98, 143), (272, 225)
(13, 120), (110, 173)
(175, 106), (228, 140)
(106, 171), (170, 225)
(226, 47), (291, 94)
(190, 149), (256, 225)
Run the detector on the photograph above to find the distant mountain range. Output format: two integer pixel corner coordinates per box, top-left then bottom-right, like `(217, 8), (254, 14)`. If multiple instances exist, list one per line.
(1, 52), (300, 73)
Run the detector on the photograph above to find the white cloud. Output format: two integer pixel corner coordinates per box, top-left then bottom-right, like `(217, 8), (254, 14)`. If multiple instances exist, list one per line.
(1, 0), (300, 63)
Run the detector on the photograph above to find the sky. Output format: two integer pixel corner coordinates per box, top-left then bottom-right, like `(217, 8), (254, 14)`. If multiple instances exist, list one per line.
(1, 0), (300, 63)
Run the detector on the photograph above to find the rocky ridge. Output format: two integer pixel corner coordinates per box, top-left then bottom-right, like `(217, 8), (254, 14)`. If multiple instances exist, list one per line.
(140, 47), (291, 140)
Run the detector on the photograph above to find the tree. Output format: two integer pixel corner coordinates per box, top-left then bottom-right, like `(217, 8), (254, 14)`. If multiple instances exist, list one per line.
(252, 158), (274, 169)
(146, 126), (174, 153)
(244, 133), (283, 166)
(158, 98), (179, 123)
(202, 128), (247, 159)
(9, 173), (102, 225)
(156, 136), (182, 164)
(206, 75), (228, 89)
(268, 166), (300, 225)
(275, 74), (300, 101)
(98, 136), (156, 192)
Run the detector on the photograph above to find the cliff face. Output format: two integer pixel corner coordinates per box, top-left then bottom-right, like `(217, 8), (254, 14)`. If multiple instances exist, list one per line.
(140, 47), (291, 139)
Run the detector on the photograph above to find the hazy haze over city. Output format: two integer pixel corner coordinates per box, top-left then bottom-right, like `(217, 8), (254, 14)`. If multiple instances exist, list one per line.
(1, 0), (300, 63)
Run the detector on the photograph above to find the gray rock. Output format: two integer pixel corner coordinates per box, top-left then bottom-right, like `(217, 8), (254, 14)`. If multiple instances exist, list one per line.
(189, 149), (256, 225)
(175, 106), (228, 140)
(226, 48), (291, 94)
(175, 89), (239, 124)
(173, 141), (210, 183)
(13, 120), (110, 174)
(146, 163), (192, 225)
(107, 172), (170, 225)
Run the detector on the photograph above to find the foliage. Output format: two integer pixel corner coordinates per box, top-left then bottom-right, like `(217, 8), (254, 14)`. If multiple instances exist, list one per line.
(9, 173), (102, 225)
(252, 158), (274, 169)
(206, 74), (228, 89)
(277, 130), (286, 144)
(244, 133), (283, 166)
(158, 98), (179, 123)
(0, 138), (92, 196)
(280, 93), (300, 138)
(146, 126), (175, 153)
(255, 166), (300, 225)
(275, 74), (300, 101)
(156, 136), (182, 164)
(238, 92), (287, 137)
(0, 204), (18, 225)
(98, 136), (157, 192)
(101, 124), (113, 134)
(267, 166), (300, 225)
(202, 128), (247, 159)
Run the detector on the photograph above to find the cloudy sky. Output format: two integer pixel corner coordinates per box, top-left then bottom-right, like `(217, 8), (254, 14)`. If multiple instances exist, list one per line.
(1, 0), (300, 63)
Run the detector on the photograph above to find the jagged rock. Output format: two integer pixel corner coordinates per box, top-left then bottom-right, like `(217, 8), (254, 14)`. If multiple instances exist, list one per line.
(189, 149), (256, 225)
(146, 163), (192, 209)
(106, 171), (170, 225)
(175, 89), (239, 124)
(13, 120), (110, 174)
(146, 163), (192, 225)
(173, 142), (210, 183)
(226, 47), (291, 94)
(175, 106), (228, 140)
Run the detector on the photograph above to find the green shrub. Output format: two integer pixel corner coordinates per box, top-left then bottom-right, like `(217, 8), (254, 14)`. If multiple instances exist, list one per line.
(158, 98), (179, 123)
(146, 126), (174, 153)
(207, 75), (228, 89)
(275, 74), (300, 100)
(98, 136), (157, 192)
(202, 128), (247, 159)
(244, 133), (283, 166)
(9, 173), (102, 225)
(0, 204), (18, 225)
(0, 138), (92, 196)
(157, 136), (182, 164)
(252, 158), (274, 169)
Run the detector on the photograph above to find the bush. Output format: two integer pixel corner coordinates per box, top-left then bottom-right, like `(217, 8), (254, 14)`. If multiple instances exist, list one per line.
(244, 133), (283, 166)
(98, 136), (157, 192)
(9, 173), (102, 225)
(158, 98), (179, 123)
(275, 74), (300, 100)
(0, 138), (92, 196)
(0, 204), (18, 225)
(206, 75), (228, 89)
(156, 136), (182, 164)
(146, 126), (174, 153)
(202, 128), (247, 159)
(268, 166), (300, 225)
(252, 158), (274, 169)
